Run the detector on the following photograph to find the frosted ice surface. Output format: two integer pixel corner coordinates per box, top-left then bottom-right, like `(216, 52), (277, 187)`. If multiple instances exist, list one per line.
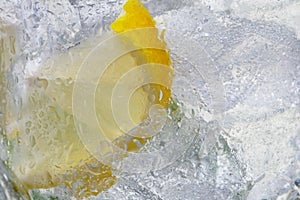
(1, 0), (300, 199)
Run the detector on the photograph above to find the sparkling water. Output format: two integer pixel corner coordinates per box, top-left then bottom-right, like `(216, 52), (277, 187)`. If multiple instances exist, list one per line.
(1, 0), (299, 199)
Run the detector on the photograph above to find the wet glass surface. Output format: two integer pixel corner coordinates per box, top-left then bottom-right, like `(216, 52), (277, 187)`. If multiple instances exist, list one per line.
(1, 0), (300, 199)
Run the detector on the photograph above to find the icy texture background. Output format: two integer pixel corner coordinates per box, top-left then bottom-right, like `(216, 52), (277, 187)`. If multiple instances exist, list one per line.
(1, 0), (300, 199)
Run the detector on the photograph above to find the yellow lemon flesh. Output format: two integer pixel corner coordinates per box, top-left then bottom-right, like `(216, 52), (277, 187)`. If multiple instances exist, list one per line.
(111, 0), (172, 108)
(4, 0), (173, 198)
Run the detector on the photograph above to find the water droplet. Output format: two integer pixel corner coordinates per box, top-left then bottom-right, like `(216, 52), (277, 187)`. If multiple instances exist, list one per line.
(37, 78), (48, 89)
(25, 121), (32, 127)
(149, 94), (156, 102)
(54, 78), (62, 85)
(295, 178), (300, 187)
(30, 135), (36, 147)
(25, 128), (30, 134)
(19, 165), (26, 175)
(39, 111), (44, 118)
(29, 161), (36, 169)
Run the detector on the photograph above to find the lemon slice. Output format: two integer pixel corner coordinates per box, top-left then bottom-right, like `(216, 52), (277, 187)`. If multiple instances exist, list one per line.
(5, 0), (173, 198)
(36, 33), (150, 142)
(111, 0), (172, 108)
